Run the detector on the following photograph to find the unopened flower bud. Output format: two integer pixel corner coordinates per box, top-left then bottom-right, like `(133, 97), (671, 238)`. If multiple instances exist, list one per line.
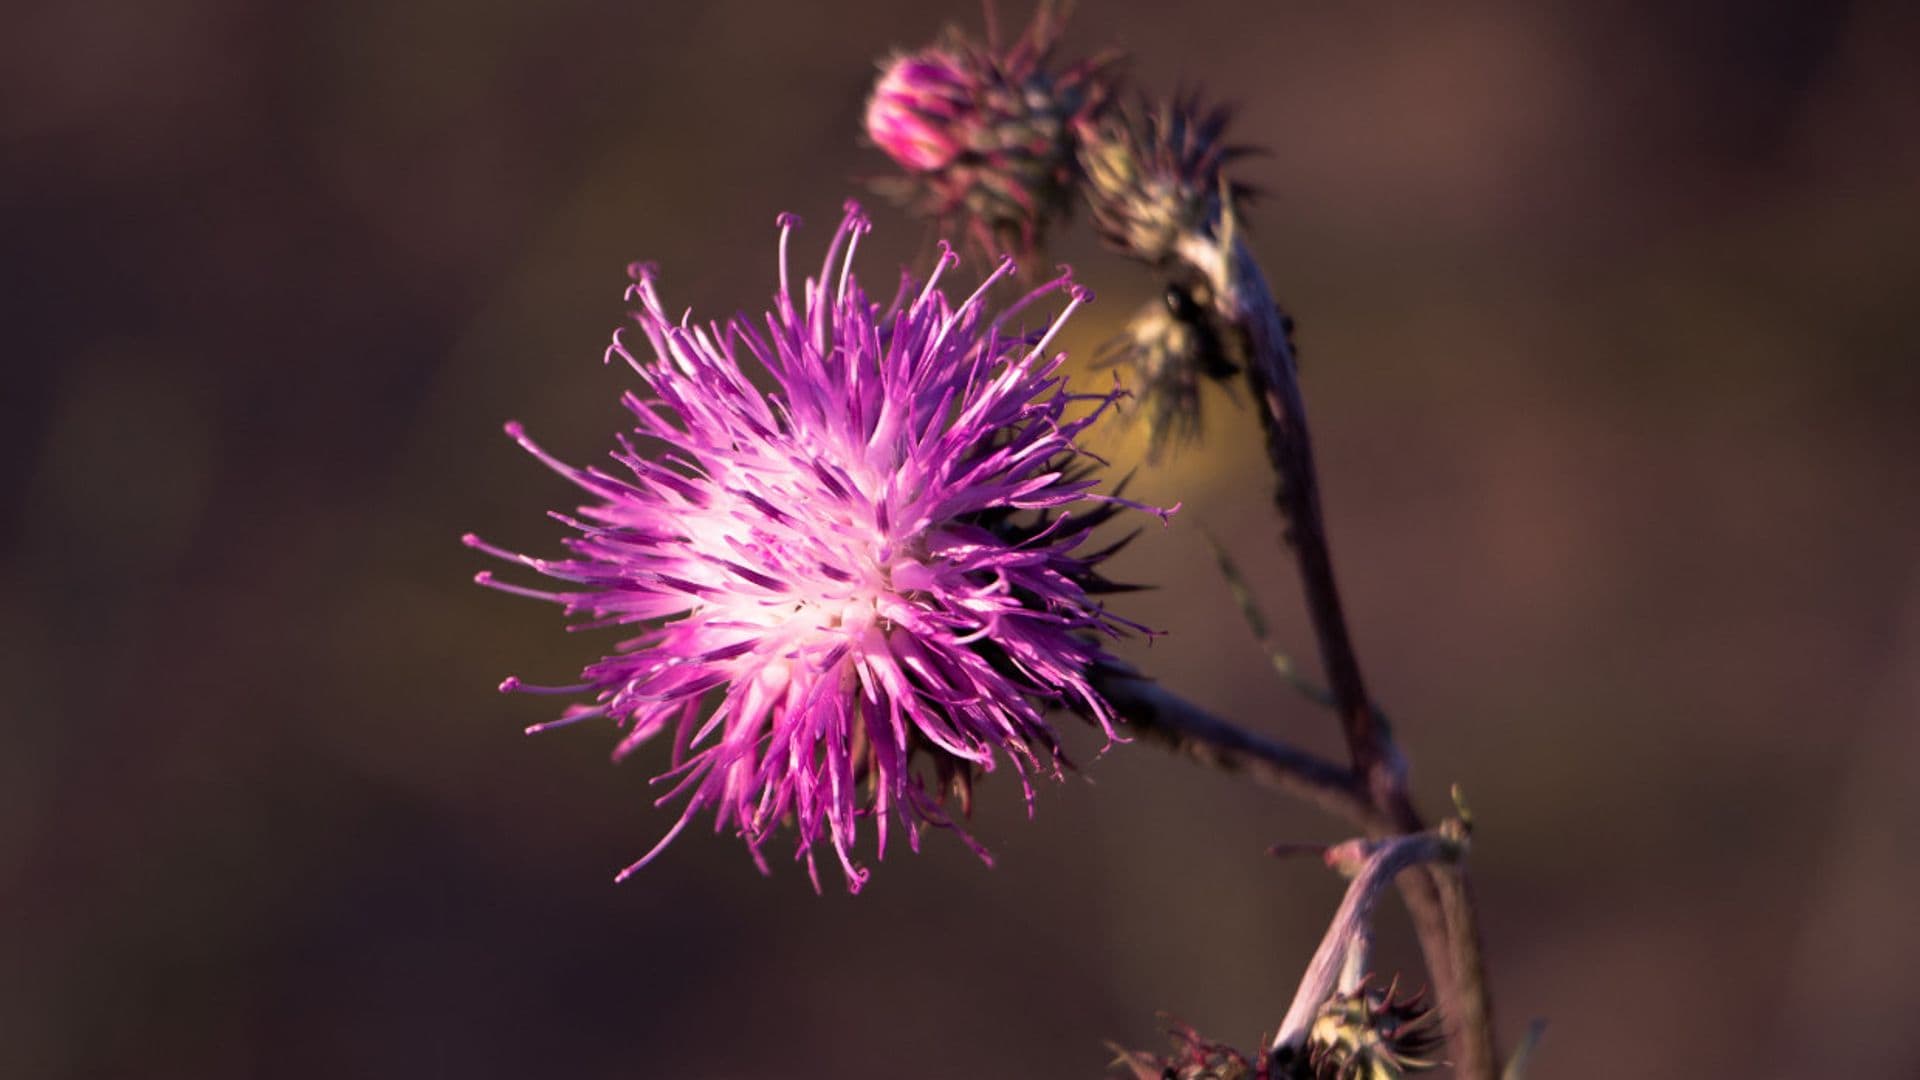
(1080, 95), (1253, 266)
(865, 52), (971, 172)
(864, 3), (1120, 259)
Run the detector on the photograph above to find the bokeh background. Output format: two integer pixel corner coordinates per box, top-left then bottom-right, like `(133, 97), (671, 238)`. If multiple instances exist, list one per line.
(6, 1), (1918, 1076)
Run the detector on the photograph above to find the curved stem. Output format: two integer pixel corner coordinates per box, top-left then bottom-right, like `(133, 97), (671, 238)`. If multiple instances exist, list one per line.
(1273, 832), (1462, 1052)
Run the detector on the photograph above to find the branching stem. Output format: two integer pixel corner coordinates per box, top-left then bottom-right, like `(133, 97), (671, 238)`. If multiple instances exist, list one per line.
(1095, 666), (1370, 824)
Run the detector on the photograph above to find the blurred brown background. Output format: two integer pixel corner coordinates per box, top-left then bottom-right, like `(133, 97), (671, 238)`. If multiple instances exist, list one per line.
(5, 1), (1918, 1076)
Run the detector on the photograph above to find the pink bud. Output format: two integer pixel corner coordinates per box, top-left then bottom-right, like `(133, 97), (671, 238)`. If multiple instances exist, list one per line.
(865, 52), (972, 172)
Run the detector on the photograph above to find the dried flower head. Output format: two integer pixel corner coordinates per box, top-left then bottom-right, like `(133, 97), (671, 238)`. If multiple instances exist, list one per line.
(1080, 94), (1255, 266)
(1295, 980), (1443, 1080)
(1110, 1018), (1269, 1080)
(865, 1), (1120, 259)
(1095, 278), (1241, 459)
(467, 202), (1162, 891)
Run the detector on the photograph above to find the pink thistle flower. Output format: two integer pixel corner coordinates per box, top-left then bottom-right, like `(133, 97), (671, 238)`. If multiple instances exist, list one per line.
(467, 202), (1165, 891)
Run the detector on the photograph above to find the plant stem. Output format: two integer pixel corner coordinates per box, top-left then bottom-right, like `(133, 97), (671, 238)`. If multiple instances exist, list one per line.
(1094, 666), (1370, 824)
(1170, 223), (1501, 1080)
(1105, 672), (1470, 1057)
(1272, 832), (1462, 1052)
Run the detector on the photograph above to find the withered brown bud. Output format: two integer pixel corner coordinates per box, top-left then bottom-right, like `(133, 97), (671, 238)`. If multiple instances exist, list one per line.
(1293, 979), (1444, 1080)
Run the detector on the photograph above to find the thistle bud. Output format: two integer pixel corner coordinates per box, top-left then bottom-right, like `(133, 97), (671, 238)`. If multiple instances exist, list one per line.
(1079, 95), (1254, 266)
(864, 2), (1120, 258)
(865, 52), (971, 172)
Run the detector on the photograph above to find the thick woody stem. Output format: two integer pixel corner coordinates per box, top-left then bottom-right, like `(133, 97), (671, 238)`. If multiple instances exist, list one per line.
(1170, 223), (1500, 1080)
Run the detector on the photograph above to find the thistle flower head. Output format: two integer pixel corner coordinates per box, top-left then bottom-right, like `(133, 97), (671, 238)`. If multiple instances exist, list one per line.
(468, 202), (1162, 891)
(1297, 980), (1443, 1080)
(1080, 93), (1255, 266)
(866, 1), (1120, 259)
